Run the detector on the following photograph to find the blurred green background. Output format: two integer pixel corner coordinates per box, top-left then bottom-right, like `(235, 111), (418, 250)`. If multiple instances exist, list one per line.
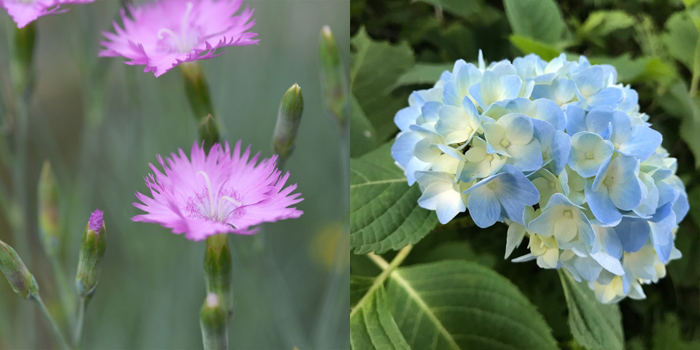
(350, 0), (699, 349)
(0, 0), (349, 349)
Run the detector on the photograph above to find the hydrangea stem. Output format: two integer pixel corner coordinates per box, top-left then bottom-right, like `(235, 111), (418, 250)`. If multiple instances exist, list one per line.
(180, 62), (220, 149)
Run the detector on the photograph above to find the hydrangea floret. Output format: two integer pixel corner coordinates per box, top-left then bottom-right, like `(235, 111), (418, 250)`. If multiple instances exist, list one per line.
(391, 51), (689, 303)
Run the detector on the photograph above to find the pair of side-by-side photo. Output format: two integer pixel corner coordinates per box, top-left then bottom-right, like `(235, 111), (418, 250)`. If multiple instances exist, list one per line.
(0, 0), (698, 349)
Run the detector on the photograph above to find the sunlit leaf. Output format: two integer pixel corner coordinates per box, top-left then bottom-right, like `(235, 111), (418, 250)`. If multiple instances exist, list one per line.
(350, 285), (411, 350)
(387, 261), (558, 350)
(394, 63), (453, 89)
(509, 35), (561, 61)
(503, 0), (566, 45)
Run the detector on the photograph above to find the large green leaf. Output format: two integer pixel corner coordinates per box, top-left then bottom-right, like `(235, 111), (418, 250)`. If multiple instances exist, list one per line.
(351, 28), (414, 142)
(350, 93), (379, 158)
(350, 142), (439, 254)
(394, 63), (454, 89)
(351, 275), (375, 308)
(386, 261), (558, 350)
(503, 0), (566, 45)
(558, 270), (623, 350)
(350, 285), (411, 350)
(657, 82), (700, 168)
(661, 11), (699, 71)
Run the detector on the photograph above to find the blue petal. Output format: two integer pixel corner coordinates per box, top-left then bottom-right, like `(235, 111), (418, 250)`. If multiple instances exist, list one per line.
(391, 132), (421, 167)
(534, 98), (566, 130)
(614, 217), (649, 253)
(596, 225), (623, 259)
(590, 251), (624, 275)
(586, 87), (623, 108)
(584, 106), (615, 136)
(500, 75), (523, 100)
(619, 126), (662, 160)
(466, 180), (502, 228)
(395, 107), (421, 132)
(508, 140), (544, 172)
(456, 63), (481, 95)
(608, 177), (643, 211)
(442, 81), (461, 107)
(565, 105), (586, 135)
(496, 165), (540, 225)
(585, 180), (622, 225)
(549, 131), (571, 175)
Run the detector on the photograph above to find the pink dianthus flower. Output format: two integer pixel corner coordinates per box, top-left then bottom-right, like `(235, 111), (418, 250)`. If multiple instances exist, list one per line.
(100, 0), (258, 77)
(132, 141), (303, 241)
(0, 0), (93, 29)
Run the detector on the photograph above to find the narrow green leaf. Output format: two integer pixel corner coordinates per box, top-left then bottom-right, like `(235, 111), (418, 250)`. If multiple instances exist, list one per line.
(351, 28), (414, 142)
(394, 63), (454, 89)
(350, 142), (439, 254)
(350, 93), (378, 158)
(509, 35), (561, 61)
(503, 0), (566, 45)
(350, 285), (411, 350)
(412, 0), (480, 17)
(558, 270), (623, 350)
(387, 261), (558, 350)
(579, 10), (635, 38)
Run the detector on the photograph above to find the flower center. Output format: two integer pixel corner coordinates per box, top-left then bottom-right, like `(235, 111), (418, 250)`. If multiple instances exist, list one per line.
(157, 2), (199, 53)
(563, 210), (573, 219)
(585, 152), (595, 160)
(485, 154), (494, 162)
(500, 139), (510, 148)
(185, 171), (244, 222)
(549, 181), (556, 189)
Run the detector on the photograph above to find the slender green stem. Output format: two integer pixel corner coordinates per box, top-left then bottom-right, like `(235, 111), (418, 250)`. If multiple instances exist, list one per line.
(32, 295), (71, 350)
(73, 297), (88, 348)
(350, 245), (413, 318)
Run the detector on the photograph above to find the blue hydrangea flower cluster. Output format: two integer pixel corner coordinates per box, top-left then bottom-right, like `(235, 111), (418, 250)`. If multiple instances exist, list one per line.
(391, 52), (689, 303)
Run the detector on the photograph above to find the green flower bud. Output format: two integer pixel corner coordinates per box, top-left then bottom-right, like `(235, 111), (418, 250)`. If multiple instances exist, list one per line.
(200, 293), (228, 350)
(11, 23), (36, 97)
(204, 234), (233, 319)
(272, 83), (304, 163)
(38, 160), (61, 258)
(319, 25), (348, 128)
(0, 239), (39, 299)
(180, 62), (220, 148)
(75, 210), (106, 298)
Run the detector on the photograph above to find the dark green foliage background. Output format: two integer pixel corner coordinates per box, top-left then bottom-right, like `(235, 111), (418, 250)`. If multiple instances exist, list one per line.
(350, 0), (700, 349)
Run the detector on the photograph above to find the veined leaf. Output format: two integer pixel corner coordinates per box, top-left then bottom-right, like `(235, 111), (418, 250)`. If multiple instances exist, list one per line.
(350, 93), (378, 158)
(559, 270), (624, 350)
(350, 142), (439, 254)
(351, 285), (411, 350)
(386, 260), (558, 350)
(351, 28), (414, 142)
(503, 0), (566, 45)
(394, 63), (454, 89)
(351, 275), (375, 308)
